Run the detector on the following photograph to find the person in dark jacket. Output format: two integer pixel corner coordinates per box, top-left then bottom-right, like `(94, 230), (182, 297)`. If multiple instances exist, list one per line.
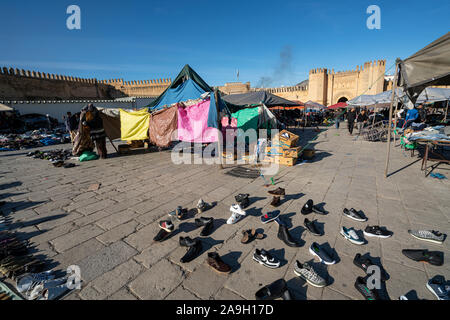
(347, 108), (357, 135)
(356, 109), (368, 134)
(82, 104), (107, 159)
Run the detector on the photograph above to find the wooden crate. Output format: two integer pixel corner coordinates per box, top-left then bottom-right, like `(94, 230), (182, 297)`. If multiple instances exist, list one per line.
(263, 155), (298, 166)
(282, 146), (302, 158)
(276, 130), (299, 147)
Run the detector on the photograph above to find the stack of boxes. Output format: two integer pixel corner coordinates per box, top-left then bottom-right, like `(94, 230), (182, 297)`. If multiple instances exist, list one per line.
(264, 130), (301, 166)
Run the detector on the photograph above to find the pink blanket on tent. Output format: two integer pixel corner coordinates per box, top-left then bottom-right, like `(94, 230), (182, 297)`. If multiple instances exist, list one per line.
(177, 99), (218, 143)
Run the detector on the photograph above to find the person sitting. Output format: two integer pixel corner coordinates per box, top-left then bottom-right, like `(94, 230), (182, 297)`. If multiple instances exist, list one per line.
(404, 107), (419, 128)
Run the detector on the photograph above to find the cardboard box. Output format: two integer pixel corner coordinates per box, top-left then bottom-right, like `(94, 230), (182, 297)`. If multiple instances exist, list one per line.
(266, 146), (301, 158)
(276, 130), (299, 148)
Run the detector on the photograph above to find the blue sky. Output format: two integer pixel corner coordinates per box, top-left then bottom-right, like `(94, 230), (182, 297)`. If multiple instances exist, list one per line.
(0, 0), (449, 87)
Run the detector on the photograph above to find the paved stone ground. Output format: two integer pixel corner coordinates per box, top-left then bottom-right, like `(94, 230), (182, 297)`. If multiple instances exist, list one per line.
(0, 125), (449, 300)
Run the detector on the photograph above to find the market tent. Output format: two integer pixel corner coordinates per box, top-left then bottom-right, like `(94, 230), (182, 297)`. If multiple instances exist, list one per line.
(347, 94), (378, 107)
(398, 32), (450, 102)
(327, 102), (347, 109)
(0, 103), (13, 112)
(222, 91), (301, 107)
(417, 87), (450, 103)
(304, 100), (326, 110)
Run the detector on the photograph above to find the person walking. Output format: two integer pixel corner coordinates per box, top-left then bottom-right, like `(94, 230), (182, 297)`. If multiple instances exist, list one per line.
(347, 108), (357, 135)
(356, 109), (368, 135)
(82, 104), (107, 159)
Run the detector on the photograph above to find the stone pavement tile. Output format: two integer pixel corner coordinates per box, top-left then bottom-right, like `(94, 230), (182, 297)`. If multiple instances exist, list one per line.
(32, 221), (79, 244)
(91, 259), (144, 297)
(63, 197), (99, 212)
(214, 287), (245, 300)
(73, 209), (116, 228)
(76, 199), (116, 216)
(134, 239), (180, 268)
(33, 198), (73, 214)
(36, 211), (83, 230)
(52, 238), (106, 269)
(79, 284), (107, 300)
(165, 286), (200, 300)
(77, 241), (138, 283)
(96, 220), (139, 245)
(382, 260), (435, 300)
(182, 264), (229, 299)
(50, 224), (104, 253)
(128, 258), (186, 300)
(95, 209), (140, 230)
(326, 253), (363, 300)
(107, 288), (139, 300)
(321, 287), (352, 300)
(124, 222), (163, 252)
(406, 208), (448, 227)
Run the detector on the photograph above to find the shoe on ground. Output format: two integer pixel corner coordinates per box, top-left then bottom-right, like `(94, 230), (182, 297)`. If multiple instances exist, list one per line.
(179, 236), (197, 247)
(343, 208), (367, 222)
(255, 279), (291, 300)
(180, 239), (202, 263)
(168, 206), (184, 221)
(353, 253), (388, 281)
(354, 276), (380, 300)
(340, 226), (364, 245)
(206, 252), (231, 274)
(253, 249), (281, 269)
(159, 220), (174, 233)
(153, 229), (171, 242)
(402, 249), (444, 266)
(235, 193), (249, 203)
(312, 204), (327, 215)
(293, 261), (326, 287)
(241, 229), (264, 244)
(408, 230), (445, 244)
(364, 226), (392, 238)
(196, 199), (208, 213)
(270, 196), (281, 207)
(261, 211), (280, 224)
(309, 242), (336, 265)
(304, 218), (321, 236)
(301, 199), (314, 215)
(268, 187), (285, 196)
(426, 276), (450, 300)
(227, 205), (246, 225)
(277, 224), (301, 247)
(195, 217), (214, 237)
(230, 204), (246, 216)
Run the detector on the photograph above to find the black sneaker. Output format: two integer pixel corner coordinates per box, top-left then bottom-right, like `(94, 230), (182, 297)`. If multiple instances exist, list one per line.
(304, 218), (321, 236)
(402, 249), (444, 266)
(235, 194), (250, 208)
(195, 217), (214, 237)
(364, 226), (392, 238)
(301, 199), (314, 215)
(309, 242), (336, 265)
(253, 249), (281, 269)
(354, 276), (380, 300)
(353, 253), (388, 281)
(343, 208), (367, 222)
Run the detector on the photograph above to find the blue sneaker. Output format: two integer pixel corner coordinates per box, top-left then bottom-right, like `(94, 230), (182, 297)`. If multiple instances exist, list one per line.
(261, 211), (280, 224)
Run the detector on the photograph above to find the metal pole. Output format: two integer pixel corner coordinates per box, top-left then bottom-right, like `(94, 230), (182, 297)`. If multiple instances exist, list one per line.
(384, 61), (399, 178)
(444, 99), (449, 123)
(214, 89), (223, 169)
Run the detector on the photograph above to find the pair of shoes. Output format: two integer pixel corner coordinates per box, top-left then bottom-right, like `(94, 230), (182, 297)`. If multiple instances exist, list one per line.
(253, 249), (280, 268)
(364, 226), (392, 238)
(196, 199), (209, 214)
(255, 279), (292, 300)
(206, 252), (231, 274)
(402, 249), (444, 266)
(408, 229), (446, 244)
(227, 204), (246, 224)
(241, 229), (264, 244)
(293, 261), (327, 287)
(309, 242), (336, 265)
(340, 226), (364, 245)
(426, 276), (450, 300)
(179, 237), (202, 263)
(270, 196), (281, 207)
(235, 193), (249, 208)
(168, 206), (186, 221)
(343, 208), (367, 222)
(277, 224), (301, 247)
(153, 220), (175, 242)
(195, 217), (214, 237)
(304, 218), (321, 236)
(301, 199), (327, 215)
(353, 253), (388, 281)
(267, 188), (285, 197)
(260, 211), (280, 224)
(354, 276), (380, 300)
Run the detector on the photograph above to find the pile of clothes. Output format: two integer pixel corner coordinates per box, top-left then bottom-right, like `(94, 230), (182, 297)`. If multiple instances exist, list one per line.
(0, 129), (70, 152)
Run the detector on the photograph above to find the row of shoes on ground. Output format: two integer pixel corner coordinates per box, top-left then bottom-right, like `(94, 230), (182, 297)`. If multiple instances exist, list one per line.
(402, 230), (446, 266)
(15, 269), (77, 300)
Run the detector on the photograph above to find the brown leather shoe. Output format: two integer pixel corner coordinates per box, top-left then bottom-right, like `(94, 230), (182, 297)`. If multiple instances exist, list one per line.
(207, 252), (231, 273)
(241, 229), (264, 244)
(268, 187), (285, 196)
(270, 196), (281, 207)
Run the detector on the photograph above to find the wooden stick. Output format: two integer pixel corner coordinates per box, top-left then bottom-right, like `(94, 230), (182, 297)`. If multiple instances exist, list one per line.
(444, 100), (449, 123)
(107, 134), (119, 153)
(384, 61), (399, 178)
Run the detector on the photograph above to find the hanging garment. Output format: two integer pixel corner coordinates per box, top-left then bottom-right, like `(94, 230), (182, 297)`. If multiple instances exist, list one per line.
(120, 109), (150, 141)
(149, 105), (178, 147)
(177, 99), (218, 143)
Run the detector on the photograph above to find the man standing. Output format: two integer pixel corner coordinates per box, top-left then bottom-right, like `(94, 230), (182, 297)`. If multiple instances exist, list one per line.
(347, 108), (357, 135)
(82, 104), (107, 159)
(356, 109), (368, 134)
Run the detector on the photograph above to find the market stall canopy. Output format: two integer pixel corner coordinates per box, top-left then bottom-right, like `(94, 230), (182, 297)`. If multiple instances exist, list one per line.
(417, 87), (450, 103)
(398, 32), (450, 102)
(304, 100), (326, 110)
(327, 102), (347, 109)
(0, 103), (13, 111)
(222, 91), (301, 107)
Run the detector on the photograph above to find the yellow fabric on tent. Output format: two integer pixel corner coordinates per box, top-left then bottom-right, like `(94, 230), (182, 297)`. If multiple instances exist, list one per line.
(120, 109), (150, 141)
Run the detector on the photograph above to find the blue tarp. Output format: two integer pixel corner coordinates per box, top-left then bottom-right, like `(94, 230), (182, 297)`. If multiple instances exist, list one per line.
(150, 79), (206, 112)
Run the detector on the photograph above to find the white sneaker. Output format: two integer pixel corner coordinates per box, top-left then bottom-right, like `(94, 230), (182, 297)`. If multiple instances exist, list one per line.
(230, 204), (246, 216)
